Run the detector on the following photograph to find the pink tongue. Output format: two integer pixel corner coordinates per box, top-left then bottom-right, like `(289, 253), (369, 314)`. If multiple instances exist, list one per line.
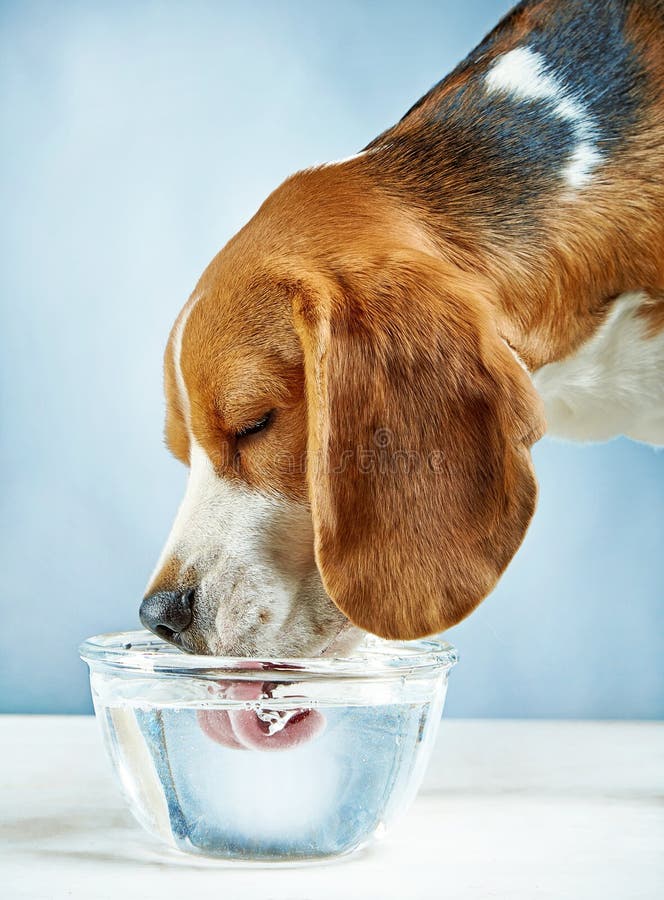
(197, 681), (325, 752)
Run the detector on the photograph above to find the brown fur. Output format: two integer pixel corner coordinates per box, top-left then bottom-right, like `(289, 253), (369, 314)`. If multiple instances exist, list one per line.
(637, 291), (664, 337)
(292, 254), (544, 638)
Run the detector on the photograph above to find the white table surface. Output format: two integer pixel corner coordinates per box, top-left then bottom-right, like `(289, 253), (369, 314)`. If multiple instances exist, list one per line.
(2, 716), (662, 900)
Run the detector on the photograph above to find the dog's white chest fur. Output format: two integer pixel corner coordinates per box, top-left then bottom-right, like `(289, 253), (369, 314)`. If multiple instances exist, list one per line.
(532, 292), (664, 445)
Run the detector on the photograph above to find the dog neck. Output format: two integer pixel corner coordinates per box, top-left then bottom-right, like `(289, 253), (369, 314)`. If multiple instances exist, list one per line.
(352, 1), (664, 371)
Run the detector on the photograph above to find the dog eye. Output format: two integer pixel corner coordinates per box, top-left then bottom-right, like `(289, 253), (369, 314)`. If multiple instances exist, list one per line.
(235, 410), (273, 439)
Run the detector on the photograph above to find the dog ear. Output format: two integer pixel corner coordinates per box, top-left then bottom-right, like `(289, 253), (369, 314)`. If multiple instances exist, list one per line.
(291, 252), (545, 640)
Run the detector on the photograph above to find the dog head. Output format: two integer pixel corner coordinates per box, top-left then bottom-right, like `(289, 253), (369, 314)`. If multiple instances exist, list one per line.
(141, 167), (544, 656)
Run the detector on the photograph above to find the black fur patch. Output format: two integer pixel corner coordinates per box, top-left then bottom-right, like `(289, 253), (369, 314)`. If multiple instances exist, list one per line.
(366, 0), (651, 227)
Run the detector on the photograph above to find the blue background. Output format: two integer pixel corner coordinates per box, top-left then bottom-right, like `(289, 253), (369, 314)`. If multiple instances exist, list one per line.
(1, 0), (662, 717)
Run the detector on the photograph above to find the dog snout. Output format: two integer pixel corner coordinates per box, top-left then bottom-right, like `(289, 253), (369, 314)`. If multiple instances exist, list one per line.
(140, 587), (195, 641)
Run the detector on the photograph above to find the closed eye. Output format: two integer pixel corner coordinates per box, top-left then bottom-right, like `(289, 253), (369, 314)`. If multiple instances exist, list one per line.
(235, 410), (274, 439)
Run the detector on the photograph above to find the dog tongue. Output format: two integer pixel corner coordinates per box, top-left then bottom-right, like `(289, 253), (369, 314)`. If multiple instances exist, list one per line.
(197, 681), (325, 752)
(197, 707), (246, 749)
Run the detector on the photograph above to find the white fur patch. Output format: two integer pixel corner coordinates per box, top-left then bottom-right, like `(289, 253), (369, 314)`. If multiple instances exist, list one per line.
(149, 442), (270, 581)
(317, 150), (368, 169)
(485, 46), (602, 189)
(171, 294), (200, 429)
(533, 292), (664, 445)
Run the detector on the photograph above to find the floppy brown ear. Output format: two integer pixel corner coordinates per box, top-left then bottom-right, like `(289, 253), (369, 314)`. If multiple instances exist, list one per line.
(292, 252), (545, 640)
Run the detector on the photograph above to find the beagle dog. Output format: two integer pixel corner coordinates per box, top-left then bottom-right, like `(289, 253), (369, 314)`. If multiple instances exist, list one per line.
(140, 0), (664, 657)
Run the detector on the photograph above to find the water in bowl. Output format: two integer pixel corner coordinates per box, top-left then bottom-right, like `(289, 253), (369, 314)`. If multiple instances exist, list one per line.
(97, 695), (443, 861)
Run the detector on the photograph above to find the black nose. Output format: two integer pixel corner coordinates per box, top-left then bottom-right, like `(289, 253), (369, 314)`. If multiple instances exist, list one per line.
(139, 588), (194, 640)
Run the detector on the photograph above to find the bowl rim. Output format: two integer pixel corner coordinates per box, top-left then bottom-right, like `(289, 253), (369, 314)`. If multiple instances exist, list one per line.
(79, 629), (458, 679)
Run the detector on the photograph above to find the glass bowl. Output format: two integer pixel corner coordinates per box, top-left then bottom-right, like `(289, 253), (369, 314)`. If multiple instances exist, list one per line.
(80, 629), (457, 864)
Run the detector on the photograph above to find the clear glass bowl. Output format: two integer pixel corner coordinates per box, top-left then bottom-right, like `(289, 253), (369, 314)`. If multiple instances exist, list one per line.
(80, 629), (457, 864)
